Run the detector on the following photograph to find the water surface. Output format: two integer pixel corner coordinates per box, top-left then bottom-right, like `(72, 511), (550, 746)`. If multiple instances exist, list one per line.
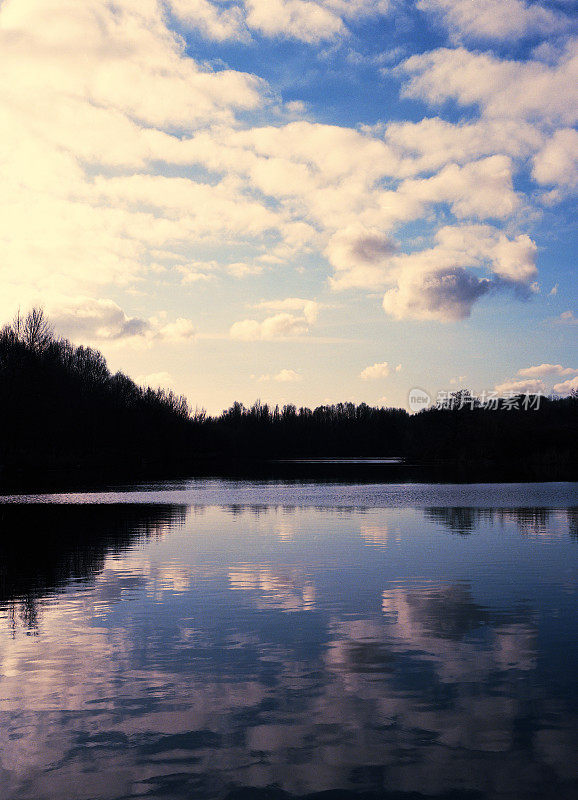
(1, 481), (577, 800)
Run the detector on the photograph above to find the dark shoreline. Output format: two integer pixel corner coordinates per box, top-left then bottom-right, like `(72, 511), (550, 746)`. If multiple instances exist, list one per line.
(1, 454), (576, 496)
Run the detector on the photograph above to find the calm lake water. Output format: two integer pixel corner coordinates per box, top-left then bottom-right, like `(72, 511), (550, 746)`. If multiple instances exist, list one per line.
(1, 479), (577, 800)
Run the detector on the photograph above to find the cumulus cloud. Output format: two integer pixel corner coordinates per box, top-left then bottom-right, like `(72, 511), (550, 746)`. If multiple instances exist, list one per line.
(170, 0), (395, 44)
(254, 298), (319, 324)
(169, 0), (248, 41)
(553, 376), (578, 395)
(48, 298), (196, 345)
(417, 0), (568, 43)
(275, 368), (302, 382)
(326, 226), (398, 290)
(556, 310), (578, 325)
(360, 362), (390, 380)
(243, 0), (392, 43)
(157, 317), (197, 342)
(244, 0), (344, 42)
(532, 128), (578, 191)
(518, 363), (578, 378)
(398, 155), (520, 220)
(0, 0), (274, 318)
(383, 266), (491, 322)
(490, 232), (539, 285)
(494, 378), (546, 395)
(258, 369), (302, 382)
(375, 225), (538, 321)
(328, 223), (539, 319)
(0, 0), (265, 128)
(48, 298), (152, 342)
(401, 42), (578, 125)
(0, 0), (564, 345)
(91, 175), (280, 238)
(383, 117), (543, 177)
(230, 300), (319, 340)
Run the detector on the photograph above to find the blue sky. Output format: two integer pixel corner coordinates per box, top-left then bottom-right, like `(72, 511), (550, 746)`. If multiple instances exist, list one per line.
(1, 0), (576, 411)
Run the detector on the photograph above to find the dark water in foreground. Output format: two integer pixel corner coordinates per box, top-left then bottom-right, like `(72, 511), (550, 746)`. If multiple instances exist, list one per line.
(0, 480), (577, 800)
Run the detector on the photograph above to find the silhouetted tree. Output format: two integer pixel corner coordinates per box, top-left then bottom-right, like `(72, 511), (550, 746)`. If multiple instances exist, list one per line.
(0, 308), (195, 475)
(0, 308), (576, 481)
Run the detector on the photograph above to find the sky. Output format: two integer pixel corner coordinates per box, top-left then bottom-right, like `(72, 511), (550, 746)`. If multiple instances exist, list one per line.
(1, 0), (577, 413)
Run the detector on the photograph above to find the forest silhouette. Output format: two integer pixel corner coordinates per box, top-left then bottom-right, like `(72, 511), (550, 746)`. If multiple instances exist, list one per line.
(0, 309), (576, 484)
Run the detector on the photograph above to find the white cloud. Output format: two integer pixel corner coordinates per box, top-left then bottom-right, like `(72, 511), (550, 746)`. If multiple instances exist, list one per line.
(277, 368), (302, 382)
(157, 317), (198, 342)
(383, 117), (543, 177)
(257, 313), (309, 338)
(360, 362), (390, 380)
(168, 0), (395, 44)
(0, 0), (275, 319)
(230, 319), (262, 341)
(383, 266), (491, 322)
(91, 175), (280, 238)
(518, 363), (578, 378)
(494, 378), (546, 395)
(47, 297), (196, 346)
(532, 128), (578, 191)
(243, 0), (392, 43)
(401, 42), (578, 125)
(3, 1), (554, 324)
(556, 310), (578, 325)
(378, 225), (538, 321)
(231, 299), (320, 340)
(258, 369), (303, 382)
(553, 376), (578, 395)
(230, 303), (316, 340)
(417, 0), (567, 43)
(490, 232), (538, 284)
(431, 226), (538, 285)
(244, 0), (344, 42)
(48, 298), (152, 342)
(397, 155), (520, 220)
(254, 298), (319, 323)
(0, 0), (561, 346)
(0, 0), (265, 129)
(328, 224), (538, 319)
(169, 0), (248, 41)
(320, 0), (392, 20)
(326, 225), (398, 290)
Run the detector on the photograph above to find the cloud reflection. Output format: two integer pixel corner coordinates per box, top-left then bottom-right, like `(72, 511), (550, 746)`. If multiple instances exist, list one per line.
(0, 501), (576, 799)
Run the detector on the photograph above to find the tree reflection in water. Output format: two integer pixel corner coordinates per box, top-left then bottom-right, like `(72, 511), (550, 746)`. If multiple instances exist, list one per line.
(0, 503), (186, 629)
(0, 501), (576, 800)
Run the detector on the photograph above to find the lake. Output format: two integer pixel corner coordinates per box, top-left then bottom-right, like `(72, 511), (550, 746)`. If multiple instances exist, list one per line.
(1, 479), (577, 800)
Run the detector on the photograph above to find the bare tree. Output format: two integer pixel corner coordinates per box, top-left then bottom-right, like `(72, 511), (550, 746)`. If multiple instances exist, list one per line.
(12, 308), (23, 339)
(22, 307), (53, 351)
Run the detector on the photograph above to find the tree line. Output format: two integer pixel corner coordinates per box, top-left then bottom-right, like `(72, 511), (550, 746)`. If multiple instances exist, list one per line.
(0, 309), (196, 474)
(0, 309), (576, 481)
